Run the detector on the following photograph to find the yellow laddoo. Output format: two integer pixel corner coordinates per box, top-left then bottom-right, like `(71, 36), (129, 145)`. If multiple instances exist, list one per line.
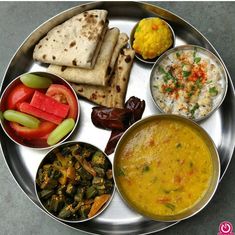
(133, 18), (173, 59)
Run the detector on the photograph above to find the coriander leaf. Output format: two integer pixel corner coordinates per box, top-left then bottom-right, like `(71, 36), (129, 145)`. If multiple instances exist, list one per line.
(194, 57), (201, 64)
(183, 71), (191, 78)
(165, 87), (173, 93)
(209, 87), (218, 96)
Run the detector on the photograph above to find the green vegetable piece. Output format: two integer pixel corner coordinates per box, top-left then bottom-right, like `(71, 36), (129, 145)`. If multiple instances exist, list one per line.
(51, 195), (64, 213)
(158, 66), (166, 74)
(20, 74), (52, 89)
(92, 177), (104, 186)
(78, 168), (93, 183)
(209, 87), (218, 96)
(176, 143), (182, 148)
(80, 205), (91, 219)
(196, 79), (203, 89)
(39, 189), (54, 200)
(183, 71), (191, 78)
(91, 151), (106, 167)
(58, 205), (73, 219)
(86, 186), (97, 199)
(190, 103), (199, 118)
(142, 165), (150, 173)
(165, 203), (175, 211)
(47, 118), (75, 145)
(66, 183), (76, 196)
(165, 87), (173, 93)
(176, 52), (180, 58)
(194, 57), (201, 64)
(117, 167), (125, 176)
(3, 110), (40, 128)
(94, 167), (105, 177)
(190, 161), (194, 168)
(74, 188), (85, 202)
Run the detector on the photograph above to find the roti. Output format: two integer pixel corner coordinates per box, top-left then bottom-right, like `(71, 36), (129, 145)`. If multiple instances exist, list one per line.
(72, 48), (135, 108)
(48, 30), (129, 86)
(33, 9), (108, 69)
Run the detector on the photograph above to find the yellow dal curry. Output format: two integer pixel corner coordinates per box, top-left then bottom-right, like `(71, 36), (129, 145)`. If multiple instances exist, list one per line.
(115, 118), (213, 217)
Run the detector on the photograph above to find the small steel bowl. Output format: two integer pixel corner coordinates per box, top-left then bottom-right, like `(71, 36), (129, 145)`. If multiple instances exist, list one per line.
(113, 114), (220, 222)
(130, 17), (175, 64)
(0, 71), (80, 149)
(34, 141), (115, 223)
(150, 45), (228, 122)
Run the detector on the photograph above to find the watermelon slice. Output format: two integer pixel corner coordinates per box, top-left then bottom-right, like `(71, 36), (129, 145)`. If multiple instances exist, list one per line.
(19, 102), (63, 125)
(30, 91), (69, 118)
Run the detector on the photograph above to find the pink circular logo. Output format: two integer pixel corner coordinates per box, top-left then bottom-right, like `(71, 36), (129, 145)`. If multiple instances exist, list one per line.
(219, 221), (233, 234)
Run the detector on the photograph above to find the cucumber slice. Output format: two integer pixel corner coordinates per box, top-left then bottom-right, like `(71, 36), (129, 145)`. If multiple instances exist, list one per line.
(47, 118), (75, 145)
(3, 110), (40, 128)
(20, 74), (52, 89)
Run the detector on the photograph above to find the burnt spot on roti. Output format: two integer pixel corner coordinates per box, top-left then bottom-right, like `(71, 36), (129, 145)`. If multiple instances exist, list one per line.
(116, 85), (121, 93)
(61, 66), (67, 72)
(118, 66), (123, 70)
(99, 20), (105, 26)
(77, 88), (83, 92)
(70, 41), (76, 48)
(91, 93), (97, 100)
(38, 45), (42, 49)
(52, 56), (56, 60)
(64, 48), (68, 52)
(42, 54), (47, 59)
(102, 95), (106, 98)
(72, 59), (77, 66)
(120, 49), (124, 55)
(123, 78), (127, 82)
(125, 55), (132, 63)
(45, 38), (48, 41)
(57, 30), (60, 33)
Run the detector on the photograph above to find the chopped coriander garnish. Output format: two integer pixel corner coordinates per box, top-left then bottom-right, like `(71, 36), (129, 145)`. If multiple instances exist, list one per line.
(183, 71), (191, 78)
(142, 165), (150, 173)
(165, 87), (173, 93)
(176, 52), (180, 58)
(209, 86), (218, 96)
(117, 167), (125, 176)
(165, 203), (175, 211)
(190, 103), (199, 117)
(158, 66), (166, 74)
(194, 57), (201, 64)
(196, 79), (203, 89)
(176, 143), (182, 148)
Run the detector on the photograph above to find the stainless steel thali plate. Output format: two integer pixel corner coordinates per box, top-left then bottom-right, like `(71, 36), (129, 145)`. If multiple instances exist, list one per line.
(0, 2), (235, 235)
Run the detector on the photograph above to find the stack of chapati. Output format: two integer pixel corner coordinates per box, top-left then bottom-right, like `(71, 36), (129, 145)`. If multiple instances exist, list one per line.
(33, 9), (135, 108)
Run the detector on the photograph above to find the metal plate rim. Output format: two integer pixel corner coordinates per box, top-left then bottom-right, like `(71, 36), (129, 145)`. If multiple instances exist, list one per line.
(0, 1), (234, 235)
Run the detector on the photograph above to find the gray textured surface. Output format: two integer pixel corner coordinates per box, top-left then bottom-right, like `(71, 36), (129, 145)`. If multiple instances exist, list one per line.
(0, 2), (235, 235)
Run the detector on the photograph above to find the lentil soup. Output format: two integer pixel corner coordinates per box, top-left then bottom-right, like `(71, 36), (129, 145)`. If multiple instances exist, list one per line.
(114, 116), (214, 219)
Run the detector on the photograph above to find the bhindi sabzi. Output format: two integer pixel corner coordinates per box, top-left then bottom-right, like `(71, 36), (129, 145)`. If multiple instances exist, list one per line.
(36, 143), (114, 221)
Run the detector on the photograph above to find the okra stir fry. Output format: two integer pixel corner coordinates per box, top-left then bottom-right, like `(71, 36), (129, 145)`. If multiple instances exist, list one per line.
(36, 143), (114, 221)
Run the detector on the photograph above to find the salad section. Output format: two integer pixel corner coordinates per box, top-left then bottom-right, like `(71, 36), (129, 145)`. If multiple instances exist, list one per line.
(1, 73), (79, 148)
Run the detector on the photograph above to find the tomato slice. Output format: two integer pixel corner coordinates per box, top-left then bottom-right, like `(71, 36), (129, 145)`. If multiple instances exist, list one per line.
(7, 84), (35, 109)
(9, 121), (56, 140)
(46, 84), (78, 120)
